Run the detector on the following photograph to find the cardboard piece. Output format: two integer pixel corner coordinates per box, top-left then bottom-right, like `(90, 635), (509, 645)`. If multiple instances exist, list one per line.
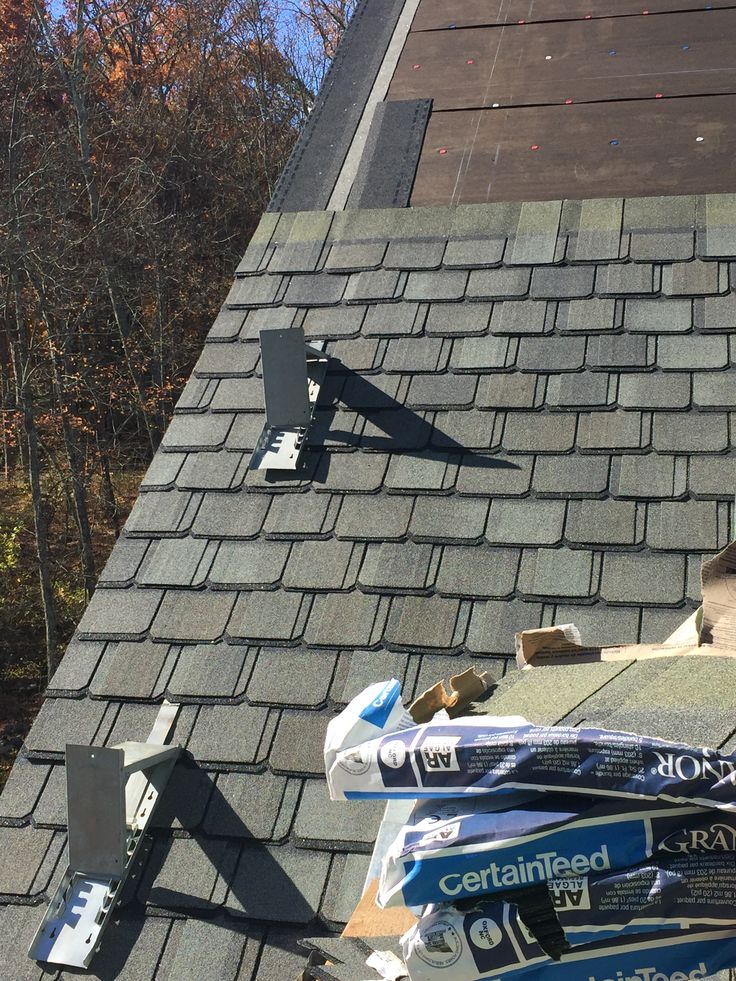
(342, 878), (417, 938)
(516, 543), (736, 669)
(409, 666), (493, 722)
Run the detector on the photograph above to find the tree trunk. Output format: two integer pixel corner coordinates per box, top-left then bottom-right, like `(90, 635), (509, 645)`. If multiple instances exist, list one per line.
(96, 421), (121, 538)
(12, 276), (59, 679)
(46, 319), (96, 600)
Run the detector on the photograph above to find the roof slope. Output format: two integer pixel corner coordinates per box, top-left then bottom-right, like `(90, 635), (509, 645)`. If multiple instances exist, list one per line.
(2, 193), (736, 978)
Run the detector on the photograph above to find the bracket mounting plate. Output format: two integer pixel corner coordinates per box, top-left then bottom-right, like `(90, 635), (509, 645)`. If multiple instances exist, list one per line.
(249, 327), (328, 471)
(28, 702), (180, 969)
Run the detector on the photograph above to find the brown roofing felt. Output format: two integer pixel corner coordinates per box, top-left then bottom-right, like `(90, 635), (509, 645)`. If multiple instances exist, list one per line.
(2, 195), (736, 979)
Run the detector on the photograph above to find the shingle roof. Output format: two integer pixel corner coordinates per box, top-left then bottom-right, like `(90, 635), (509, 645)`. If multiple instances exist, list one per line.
(3, 193), (736, 978)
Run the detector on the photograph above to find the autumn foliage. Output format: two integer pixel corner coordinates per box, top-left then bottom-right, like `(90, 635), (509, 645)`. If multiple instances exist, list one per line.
(0, 0), (349, 766)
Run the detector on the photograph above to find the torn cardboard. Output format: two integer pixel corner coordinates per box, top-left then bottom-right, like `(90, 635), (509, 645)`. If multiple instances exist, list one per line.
(343, 878), (417, 938)
(409, 667), (493, 723)
(516, 543), (736, 668)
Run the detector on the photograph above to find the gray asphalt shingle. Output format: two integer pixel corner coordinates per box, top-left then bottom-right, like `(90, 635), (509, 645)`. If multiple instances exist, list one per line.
(486, 499), (564, 546)
(625, 298), (692, 333)
(436, 545), (518, 597)
(425, 300), (491, 335)
(557, 298), (617, 332)
(601, 552), (686, 605)
(384, 595), (461, 649)
(248, 648), (337, 707)
(187, 702), (270, 764)
(359, 542), (434, 591)
(226, 843), (331, 923)
(283, 539), (359, 590)
(596, 263), (656, 296)
(151, 590), (236, 642)
(566, 499), (638, 545)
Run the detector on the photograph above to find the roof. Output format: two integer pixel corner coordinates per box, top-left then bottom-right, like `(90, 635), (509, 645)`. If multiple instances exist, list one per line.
(5, 0), (736, 973)
(3, 193), (736, 978)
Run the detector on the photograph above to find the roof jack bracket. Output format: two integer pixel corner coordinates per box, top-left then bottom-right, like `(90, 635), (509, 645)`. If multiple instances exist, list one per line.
(249, 326), (328, 471)
(29, 702), (181, 969)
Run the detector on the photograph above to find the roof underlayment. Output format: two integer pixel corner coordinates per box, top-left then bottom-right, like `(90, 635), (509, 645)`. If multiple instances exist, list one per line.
(3, 196), (736, 978)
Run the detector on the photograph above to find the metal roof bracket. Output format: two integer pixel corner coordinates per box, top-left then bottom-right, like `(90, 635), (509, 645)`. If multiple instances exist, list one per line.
(249, 326), (328, 471)
(28, 702), (180, 969)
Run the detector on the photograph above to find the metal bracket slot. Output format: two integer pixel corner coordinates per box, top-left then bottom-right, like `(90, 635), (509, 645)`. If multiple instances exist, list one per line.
(29, 702), (180, 969)
(249, 326), (328, 471)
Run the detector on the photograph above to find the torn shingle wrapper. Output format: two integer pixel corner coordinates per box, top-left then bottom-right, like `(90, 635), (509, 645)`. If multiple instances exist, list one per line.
(515, 541), (736, 669)
(409, 668), (494, 724)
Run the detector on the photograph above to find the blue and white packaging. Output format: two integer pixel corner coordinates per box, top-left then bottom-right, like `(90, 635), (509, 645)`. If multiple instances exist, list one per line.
(325, 682), (736, 810)
(547, 849), (736, 938)
(324, 679), (415, 780)
(378, 793), (735, 908)
(403, 905), (736, 981)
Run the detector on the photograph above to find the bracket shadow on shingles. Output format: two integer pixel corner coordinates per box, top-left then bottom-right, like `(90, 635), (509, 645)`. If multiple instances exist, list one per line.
(310, 367), (520, 478)
(82, 766), (327, 972)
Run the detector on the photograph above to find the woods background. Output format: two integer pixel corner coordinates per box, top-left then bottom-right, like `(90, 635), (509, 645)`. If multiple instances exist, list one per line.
(0, 0), (351, 783)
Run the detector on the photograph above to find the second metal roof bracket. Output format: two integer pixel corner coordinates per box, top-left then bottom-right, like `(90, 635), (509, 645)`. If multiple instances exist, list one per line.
(249, 327), (328, 471)
(28, 702), (181, 969)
